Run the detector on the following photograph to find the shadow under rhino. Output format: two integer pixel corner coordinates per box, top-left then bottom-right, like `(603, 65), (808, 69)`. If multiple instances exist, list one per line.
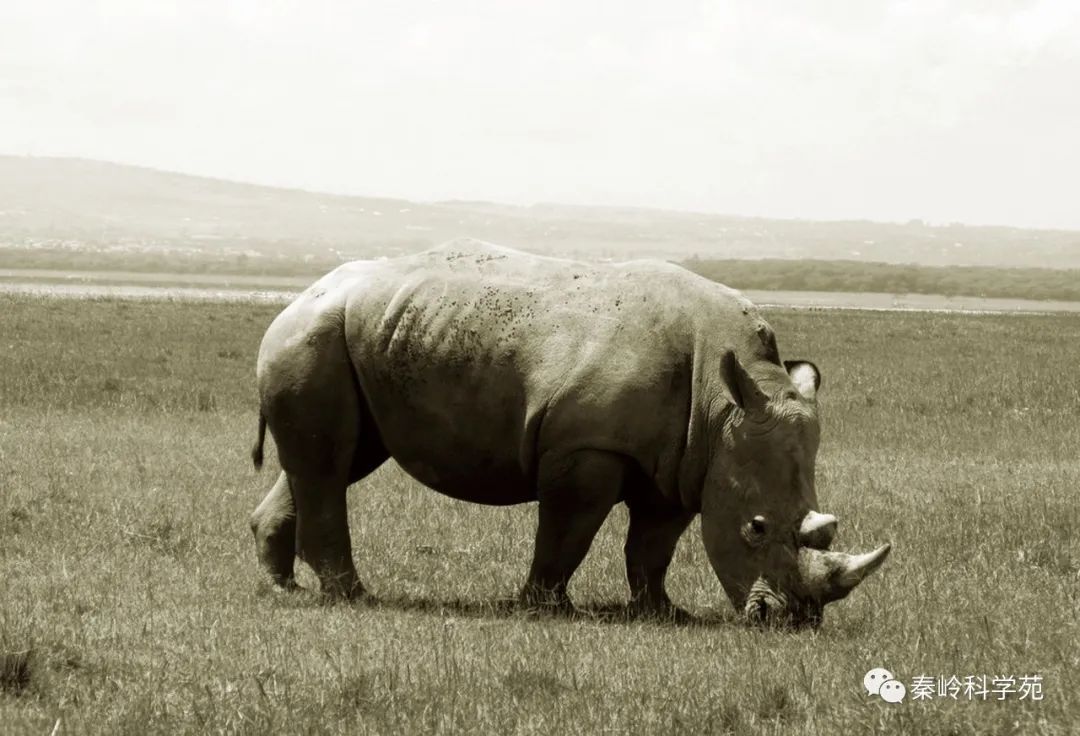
(248, 240), (891, 630)
(261, 588), (737, 629)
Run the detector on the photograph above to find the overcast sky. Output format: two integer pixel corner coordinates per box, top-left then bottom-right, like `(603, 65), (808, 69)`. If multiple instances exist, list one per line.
(1, 1), (1078, 229)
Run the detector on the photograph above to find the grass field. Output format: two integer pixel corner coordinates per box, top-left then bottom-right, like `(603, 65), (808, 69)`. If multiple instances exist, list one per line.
(1, 295), (1077, 734)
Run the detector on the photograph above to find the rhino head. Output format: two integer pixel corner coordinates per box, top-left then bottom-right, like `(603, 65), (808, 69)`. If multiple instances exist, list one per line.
(700, 353), (890, 628)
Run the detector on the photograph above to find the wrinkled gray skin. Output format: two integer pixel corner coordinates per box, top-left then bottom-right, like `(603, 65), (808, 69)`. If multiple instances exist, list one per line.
(250, 239), (890, 627)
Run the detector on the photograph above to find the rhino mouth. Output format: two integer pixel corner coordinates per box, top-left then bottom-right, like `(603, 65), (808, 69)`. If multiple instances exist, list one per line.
(744, 578), (789, 625)
(743, 577), (822, 629)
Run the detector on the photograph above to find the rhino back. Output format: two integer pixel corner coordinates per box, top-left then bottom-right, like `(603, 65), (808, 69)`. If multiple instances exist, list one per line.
(333, 240), (772, 505)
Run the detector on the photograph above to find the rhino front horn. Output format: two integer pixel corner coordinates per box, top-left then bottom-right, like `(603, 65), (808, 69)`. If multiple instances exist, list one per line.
(832, 544), (891, 591)
(799, 543), (892, 604)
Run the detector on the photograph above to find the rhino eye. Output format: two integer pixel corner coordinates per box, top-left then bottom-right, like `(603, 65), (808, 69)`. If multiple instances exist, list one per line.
(742, 516), (769, 546)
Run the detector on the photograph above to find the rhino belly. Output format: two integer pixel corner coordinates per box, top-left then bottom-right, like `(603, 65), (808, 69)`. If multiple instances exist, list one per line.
(358, 363), (539, 506)
(391, 445), (536, 506)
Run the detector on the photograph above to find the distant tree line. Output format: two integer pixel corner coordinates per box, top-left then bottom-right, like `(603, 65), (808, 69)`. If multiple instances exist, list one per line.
(2, 246), (1079, 302)
(682, 258), (1080, 302)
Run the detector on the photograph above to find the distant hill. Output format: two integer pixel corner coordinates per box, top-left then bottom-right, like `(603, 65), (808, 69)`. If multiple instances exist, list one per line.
(2, 155), (1079, 268)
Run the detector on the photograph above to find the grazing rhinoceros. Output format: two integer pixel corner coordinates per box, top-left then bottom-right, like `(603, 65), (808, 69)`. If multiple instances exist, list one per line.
(249, 239), (890, 627)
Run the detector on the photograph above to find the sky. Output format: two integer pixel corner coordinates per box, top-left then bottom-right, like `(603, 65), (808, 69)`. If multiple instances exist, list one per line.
(1, 0), (1078, 229)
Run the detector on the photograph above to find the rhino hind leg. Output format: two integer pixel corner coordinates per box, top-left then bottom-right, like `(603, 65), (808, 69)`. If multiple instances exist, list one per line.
(520, 449), (624, 612)
(288, 471), (365, 598)
(255, 317), (378, 599)
(624, 502), (694, 621)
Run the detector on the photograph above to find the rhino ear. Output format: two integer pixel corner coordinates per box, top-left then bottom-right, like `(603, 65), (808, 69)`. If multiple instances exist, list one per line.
(720, 351), (768, 414)
(784, 360), (821, 401)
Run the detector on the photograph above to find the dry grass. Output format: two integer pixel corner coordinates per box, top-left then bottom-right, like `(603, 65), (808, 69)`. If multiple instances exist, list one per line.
(1, 294), (1077, 733)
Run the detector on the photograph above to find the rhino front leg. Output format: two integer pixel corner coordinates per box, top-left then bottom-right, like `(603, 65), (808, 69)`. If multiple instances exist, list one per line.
(624, 503), (694, 621)
(250, 470), (297, 590)
(520, 449), (624, 613)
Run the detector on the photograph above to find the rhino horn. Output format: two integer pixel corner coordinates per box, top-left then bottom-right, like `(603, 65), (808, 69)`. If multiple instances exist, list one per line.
(799, 511), (838, 549)
(799, 543), (891, 604)
(831, 544), (891, 592)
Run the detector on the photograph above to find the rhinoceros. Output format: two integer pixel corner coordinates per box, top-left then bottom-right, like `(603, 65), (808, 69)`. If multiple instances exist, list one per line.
(249, 239), (890, 627)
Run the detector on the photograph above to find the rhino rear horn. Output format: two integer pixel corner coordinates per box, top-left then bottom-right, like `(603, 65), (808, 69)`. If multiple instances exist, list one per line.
(799, 543), (892, 604)
(799, 511), (837, 549)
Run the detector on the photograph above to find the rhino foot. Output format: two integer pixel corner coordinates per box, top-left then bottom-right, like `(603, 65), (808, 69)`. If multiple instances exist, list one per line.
(255, 576), (303, 597)
(518, 585), (577, 617)
(627, 598), (696, 625)
(318, 579), (371, 603)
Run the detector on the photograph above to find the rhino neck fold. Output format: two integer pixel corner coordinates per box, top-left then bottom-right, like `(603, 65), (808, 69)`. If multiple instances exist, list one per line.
(676, 336), (734, 513)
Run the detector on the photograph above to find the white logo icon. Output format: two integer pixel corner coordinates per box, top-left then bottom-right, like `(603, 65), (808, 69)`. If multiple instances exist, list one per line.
(864, 667), (906, 703)
(863, 668), (894, 696)
(880, 679), (907, 703)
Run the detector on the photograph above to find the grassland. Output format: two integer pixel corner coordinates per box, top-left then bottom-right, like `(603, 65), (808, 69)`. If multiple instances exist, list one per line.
(1, 295), (1077, 734)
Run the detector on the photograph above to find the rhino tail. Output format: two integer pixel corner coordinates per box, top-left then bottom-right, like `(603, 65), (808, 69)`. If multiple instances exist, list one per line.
(251, 412), (267, 470)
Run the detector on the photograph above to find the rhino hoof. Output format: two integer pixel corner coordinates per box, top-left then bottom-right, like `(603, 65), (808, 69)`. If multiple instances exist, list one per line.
(256, 577), (303, 597)
(521, 602), (578, 619)
(320, 585), (371, 605)
(629, 601), (695, 625)
(518, 589), (576, 617)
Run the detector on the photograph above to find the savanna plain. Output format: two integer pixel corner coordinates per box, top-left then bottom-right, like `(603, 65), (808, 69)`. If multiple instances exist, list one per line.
(1, 294), (1077, 735)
